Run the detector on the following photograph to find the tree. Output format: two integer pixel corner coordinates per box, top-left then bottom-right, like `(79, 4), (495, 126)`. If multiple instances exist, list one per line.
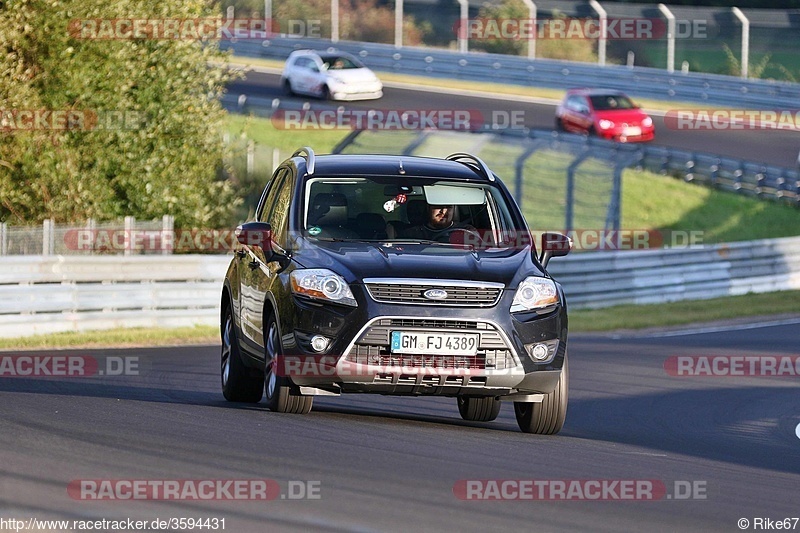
(0, 0), (239, 227)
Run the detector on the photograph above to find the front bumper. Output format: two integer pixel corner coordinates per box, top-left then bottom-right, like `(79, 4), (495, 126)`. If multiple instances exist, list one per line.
(278, 288), (567, 397)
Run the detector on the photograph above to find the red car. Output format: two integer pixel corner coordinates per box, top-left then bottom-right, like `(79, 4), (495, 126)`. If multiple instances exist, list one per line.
(555, 89), (655, 142)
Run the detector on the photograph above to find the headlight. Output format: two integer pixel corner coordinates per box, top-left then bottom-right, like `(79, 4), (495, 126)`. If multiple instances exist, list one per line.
(290, 269), (357, 307)
(510, 277), (559, 313)
(642, 116), (653, 127)
(598, 119), (615, 130)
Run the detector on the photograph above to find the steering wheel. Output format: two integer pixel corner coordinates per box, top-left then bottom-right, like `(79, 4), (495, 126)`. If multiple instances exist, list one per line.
(435, 226), (483, 247)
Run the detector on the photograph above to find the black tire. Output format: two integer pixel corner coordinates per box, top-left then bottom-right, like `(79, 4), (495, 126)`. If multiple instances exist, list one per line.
(282, 78), (294, 96)
(554, 116), (565, 131)
(320, 85), (331, 101)
(457, 396), (501, 422)
(221, 305), (264, 403)
(514, 351), (568, 434)
(263, 312), (313, 414)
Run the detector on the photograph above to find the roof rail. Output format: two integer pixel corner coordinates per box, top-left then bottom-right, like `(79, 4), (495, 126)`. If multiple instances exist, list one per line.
(446, 153), (495, 182)
(292, 147), (316, 175)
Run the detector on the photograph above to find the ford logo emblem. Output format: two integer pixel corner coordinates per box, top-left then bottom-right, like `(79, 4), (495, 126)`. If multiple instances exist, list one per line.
(423, 289), (448, 300)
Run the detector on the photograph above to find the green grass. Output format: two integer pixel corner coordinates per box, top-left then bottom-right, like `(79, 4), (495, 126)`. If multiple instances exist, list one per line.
(226, 114), (348, 155)
(621, 168), (800, 243)
(0, 325), (218, 352)
(570, 290), (800, 332)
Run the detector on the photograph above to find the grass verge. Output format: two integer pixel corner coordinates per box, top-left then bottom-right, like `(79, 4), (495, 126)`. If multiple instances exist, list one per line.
(569, 290), (800, 332)
(0, 325), (218, 352)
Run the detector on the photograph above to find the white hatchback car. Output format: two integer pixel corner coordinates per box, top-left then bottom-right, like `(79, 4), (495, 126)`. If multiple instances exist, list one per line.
(280, 50), (383, 101)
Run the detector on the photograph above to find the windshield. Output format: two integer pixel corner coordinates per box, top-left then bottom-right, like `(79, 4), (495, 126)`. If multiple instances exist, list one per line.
(589, 94), (637, 111)
(320, 56), (363, 70)
(303, 177), (524, 248)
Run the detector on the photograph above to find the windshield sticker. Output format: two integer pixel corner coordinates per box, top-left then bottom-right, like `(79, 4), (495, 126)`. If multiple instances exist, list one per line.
(308, 226), (322, 236)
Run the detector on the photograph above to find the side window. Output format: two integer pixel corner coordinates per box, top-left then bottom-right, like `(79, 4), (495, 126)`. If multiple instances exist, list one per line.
(263, 170), (295, 248)
(257, 168), (287, 223)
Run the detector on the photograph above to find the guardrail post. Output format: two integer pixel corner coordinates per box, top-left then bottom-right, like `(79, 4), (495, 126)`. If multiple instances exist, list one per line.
(42, 218), (54, 256)
(264, 0), (272, 38)
(589, 0), (607, 66)
(0, 222), (6, 256)
(162, 215), (174, 255)
(658, 4), (675, 73)
(732, 7), (749, 79)
(394, 0), (403, 48)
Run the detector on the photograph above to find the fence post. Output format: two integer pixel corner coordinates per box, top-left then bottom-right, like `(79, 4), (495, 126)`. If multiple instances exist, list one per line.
(124, 216), (135, 256)
(565, 150), (592, 233)
(394, 0), (402, 48)
(514, 140), (545, 201)
(86, 218), (95, 254)
(332, 0), (340, 42)
(589, 0), (607, 66)
(162, 215), (174, 255)
(0, 222), (6, 256)
(457, 0), (468, 53)
(247, 140), (255, 177)
(732, 7), (750, 79)
(42, 219), (54, 256)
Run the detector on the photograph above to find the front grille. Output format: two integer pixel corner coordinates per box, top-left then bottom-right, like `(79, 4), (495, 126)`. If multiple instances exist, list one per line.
(364, 279), (503, 307)
(344, 318), (517, 370)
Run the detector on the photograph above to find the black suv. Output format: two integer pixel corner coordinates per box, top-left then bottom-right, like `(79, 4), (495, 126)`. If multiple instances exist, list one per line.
(220, 148), (572, 434)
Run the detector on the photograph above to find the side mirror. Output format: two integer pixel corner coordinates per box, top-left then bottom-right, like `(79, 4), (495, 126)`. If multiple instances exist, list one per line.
(235, 222), (273, 258)
(539, 232), (572, 268)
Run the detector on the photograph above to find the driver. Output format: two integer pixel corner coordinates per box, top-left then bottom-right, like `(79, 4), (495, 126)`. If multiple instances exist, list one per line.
(402, 204), (477, 242)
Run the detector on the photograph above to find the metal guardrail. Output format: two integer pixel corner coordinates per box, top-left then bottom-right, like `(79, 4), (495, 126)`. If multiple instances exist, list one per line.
(548, 235), (800, 308)
(225, 38), (800, 109)
(2, 237), (799, 337)
(0, 255), (229, 337)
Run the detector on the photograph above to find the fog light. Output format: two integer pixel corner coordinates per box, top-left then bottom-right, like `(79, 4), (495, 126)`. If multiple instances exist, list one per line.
(310, 335), (329, 353)
(525, 339), (559, 363)
(530, 343), (549, 361)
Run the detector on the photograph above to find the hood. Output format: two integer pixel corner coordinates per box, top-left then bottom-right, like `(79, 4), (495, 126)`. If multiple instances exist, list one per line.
(594, 109), (649, 125)
(292, 239), (542, 287)
(325, 67), (379, 83)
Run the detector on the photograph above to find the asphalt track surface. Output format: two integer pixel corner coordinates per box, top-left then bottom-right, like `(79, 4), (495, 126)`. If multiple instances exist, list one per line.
(2, 322), (798, 532)
(228, 71), (800, 169)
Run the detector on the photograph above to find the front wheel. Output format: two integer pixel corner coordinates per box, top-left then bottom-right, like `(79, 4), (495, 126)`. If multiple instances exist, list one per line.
(263, 313), (313, 414)
(221, 305), (264, 403)
(457, 396), (501, 422)
(514, 351), (568, 434)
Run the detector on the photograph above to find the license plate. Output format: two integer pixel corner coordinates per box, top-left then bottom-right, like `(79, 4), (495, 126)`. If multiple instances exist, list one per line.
(623, 126), (642, 137)
(390, 331), (479, 355)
